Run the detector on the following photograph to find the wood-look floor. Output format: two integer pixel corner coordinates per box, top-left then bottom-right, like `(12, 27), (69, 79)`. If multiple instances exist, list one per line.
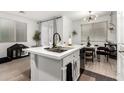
(79, 74), (96, 81)
(0, 56), (117, 81)
(80, 56), (117, 79)
(0, 57), (30, 81)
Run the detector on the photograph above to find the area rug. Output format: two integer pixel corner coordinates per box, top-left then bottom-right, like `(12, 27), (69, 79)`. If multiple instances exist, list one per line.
(79, 69), (116, 81)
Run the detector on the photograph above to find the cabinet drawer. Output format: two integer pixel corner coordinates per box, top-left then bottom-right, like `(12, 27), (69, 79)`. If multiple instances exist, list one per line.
(73, 50), (79, 58)
(63, 54), (73, 66)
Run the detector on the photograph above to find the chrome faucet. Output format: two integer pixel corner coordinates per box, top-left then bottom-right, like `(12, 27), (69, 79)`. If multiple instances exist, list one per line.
(53, 33), (61, 48)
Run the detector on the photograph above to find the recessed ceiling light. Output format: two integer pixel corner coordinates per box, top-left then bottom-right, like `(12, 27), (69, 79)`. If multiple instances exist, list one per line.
(19, 11), (25, 14)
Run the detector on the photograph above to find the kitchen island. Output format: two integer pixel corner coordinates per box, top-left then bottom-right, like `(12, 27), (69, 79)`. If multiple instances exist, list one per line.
(25, 45), (83, 81)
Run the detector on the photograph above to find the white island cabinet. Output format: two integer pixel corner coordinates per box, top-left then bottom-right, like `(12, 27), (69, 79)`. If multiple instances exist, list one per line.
(25, 45), (83, 81)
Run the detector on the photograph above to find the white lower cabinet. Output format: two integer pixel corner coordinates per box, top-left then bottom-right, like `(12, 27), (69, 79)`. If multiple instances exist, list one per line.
(31, 54), (39, 81)
(62, 50), (80, 81)
(31, 50), (80, 81)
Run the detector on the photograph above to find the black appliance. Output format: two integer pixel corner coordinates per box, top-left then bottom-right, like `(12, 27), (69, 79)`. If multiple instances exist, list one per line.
(66, 63), (73, 81)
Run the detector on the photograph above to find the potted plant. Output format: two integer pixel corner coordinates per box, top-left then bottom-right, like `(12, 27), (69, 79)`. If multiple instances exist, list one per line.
(72, 30), (77, 36)
(33, 30), (41, 47)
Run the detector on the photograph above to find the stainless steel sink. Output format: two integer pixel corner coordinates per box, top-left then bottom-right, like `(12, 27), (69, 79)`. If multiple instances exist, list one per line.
(44, 46), (72, 53)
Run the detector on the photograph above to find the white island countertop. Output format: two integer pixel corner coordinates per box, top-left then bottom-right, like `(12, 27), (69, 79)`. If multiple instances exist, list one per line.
(24, 45), (84, 60)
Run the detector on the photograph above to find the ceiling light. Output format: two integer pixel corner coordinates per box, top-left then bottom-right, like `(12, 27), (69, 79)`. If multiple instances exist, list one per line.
(83, 11), (97, 22)
(19, 11), (25, 14)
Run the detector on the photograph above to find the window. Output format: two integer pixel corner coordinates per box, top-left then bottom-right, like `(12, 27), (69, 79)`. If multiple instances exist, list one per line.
(16, 22), (27, 42)
(0, 18), (27, 42)
(0, 18), (15, 42)
(81, 21), (107, 42)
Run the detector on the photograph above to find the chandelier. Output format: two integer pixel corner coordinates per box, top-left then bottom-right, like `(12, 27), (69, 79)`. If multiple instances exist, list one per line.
(83, 11), (97, 22)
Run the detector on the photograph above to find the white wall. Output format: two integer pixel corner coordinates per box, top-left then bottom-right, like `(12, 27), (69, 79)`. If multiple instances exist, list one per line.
(117, 12), (124, 44)
(72, 13), (117, 45)
(117, 11), (124, 80)
(110, 12), (117, 43)
(0, 12), (38, 58)
(62, 16), (72, 44)
(72, 20), (81, 44)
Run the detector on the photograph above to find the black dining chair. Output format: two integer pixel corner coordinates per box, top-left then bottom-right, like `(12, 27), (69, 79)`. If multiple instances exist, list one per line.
(96, 47), (110, 62)
(84, 47), (95, 63)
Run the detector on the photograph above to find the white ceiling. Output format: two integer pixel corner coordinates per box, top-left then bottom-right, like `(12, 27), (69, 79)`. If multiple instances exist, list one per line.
(2, 11), (111, 21)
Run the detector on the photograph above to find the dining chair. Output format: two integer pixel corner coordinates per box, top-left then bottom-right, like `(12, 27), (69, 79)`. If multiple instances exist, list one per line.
(96, 46), (110, 62)
(84, 47), (95, 63)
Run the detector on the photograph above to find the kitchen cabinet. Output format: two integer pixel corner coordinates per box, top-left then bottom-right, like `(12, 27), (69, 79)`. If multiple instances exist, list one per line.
(73, 57), (80, 81)
(30, 54), (39, 81)
(25, 45), (83, 81)
(62, 50), (80, 81)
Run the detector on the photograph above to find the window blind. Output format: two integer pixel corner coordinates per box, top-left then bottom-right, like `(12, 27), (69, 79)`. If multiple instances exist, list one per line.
(81, 21), (107, 42)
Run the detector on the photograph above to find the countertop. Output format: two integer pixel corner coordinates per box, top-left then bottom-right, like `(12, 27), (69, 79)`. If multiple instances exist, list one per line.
(24, 45), (84, 60)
